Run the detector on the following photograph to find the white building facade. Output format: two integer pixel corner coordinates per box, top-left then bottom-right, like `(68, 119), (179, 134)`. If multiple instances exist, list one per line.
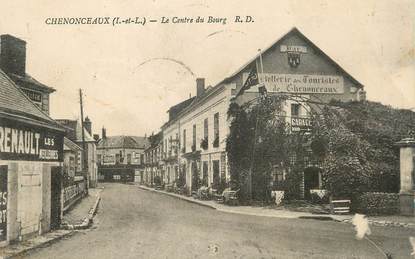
(155, 27), (364, 198)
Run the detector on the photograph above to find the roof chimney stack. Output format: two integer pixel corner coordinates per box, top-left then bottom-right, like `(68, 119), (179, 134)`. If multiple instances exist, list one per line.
(0, 34), (26, 76)
(84, 116), (92, 135)
(358, 89), (367, 102)
(102, 127), (107, 139)
(196, 78), (205, 97)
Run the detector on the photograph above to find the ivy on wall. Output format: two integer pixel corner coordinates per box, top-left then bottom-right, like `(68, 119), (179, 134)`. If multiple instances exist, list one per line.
(226, 95), (414, 202)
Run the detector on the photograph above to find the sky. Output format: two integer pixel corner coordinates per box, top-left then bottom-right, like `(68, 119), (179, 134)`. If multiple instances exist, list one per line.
(0, 0), (414, 136)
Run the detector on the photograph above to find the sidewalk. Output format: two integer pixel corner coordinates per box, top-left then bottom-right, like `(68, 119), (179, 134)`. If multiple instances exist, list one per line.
(0, 230), (74, 259)
(62, 188), (102, 228)
(137, 185), (415, 228)
(0, 187), (102, 259)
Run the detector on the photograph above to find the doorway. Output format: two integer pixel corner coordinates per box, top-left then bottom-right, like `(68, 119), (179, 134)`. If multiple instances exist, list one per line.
(303, 167), (321, 200)
(212, 160), (220, 190)
(50, 166), (62, 230)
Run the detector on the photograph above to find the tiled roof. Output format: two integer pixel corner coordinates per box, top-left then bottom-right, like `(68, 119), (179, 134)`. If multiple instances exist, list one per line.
(163, 84), (223, 128)
(168, 97), (195, 121)
(8, 73), (55, 93)
(75, 121), (96, 142)
(164, 27), (364, 126)
(147, 132), (162, 148)
(64, 137), (83, 151)
(97, 135), (148, 149)
(221, 27), (364, 87)
(0, 68), (63, 130)
(55, 119), (96, 143)
(130, 136), (149, 148)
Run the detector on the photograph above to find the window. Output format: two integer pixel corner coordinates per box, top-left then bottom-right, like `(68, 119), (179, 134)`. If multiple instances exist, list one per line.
(175, 133), (179, 154)
(169, 136), (172, 156)
(127, 154), (131, 164)
(291, 103), (301, 117)
(192, 124), (196, 151)
(272, 166), (285, 186)
(183, 129), (186, 153)
(140, 154), (144, 165)
(115, 154), (121, 164)
(202, 161), (208, 186)
(204, 118), (209, 140)
(212, 160), (220, 189)
(201, 118), (209, 149)
(119, 150), (124, 163)
(69, 156), (75, 176)
(290, 154), (297, 166)
(213, 113), (219, 147)
(164, 139), (167, 157)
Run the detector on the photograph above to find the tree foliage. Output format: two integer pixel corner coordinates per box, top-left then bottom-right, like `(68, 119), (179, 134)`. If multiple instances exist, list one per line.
(227, 96), (303, 201)
(314, 100), (415, 196)
(227, 96), (414, 202)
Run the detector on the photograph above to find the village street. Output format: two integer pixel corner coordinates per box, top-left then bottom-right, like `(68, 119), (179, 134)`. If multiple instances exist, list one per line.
(24, 183), (413, 259)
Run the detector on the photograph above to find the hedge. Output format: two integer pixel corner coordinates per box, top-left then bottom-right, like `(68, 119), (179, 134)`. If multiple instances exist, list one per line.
(353, 192), (399, 215)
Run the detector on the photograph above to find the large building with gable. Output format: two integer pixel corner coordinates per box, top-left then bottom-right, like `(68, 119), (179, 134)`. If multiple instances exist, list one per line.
(150, 27), (365, 198)
(96, 129), (148, 182)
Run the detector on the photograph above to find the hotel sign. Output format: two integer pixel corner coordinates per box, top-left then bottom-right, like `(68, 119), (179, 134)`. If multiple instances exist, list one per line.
(245, 73), (344, 94)
(280, 45), (307, 53)
(0, 118), (63, 162)
(291, 117), (313, 132)
(21, 88), (42, 104)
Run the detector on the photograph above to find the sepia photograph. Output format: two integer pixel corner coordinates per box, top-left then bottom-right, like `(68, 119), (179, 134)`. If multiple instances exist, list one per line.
(0, 0), (414, 258)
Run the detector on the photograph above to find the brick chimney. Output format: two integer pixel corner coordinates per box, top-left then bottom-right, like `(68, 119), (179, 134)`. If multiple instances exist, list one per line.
(84, 116), (92, 135)
(196, 78), (205, 97)
(102, 127), (107, 139)
(0, 34), (26, 76)
(358, 89), (367, 102)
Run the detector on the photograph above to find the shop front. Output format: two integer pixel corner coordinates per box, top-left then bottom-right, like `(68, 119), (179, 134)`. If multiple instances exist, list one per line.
(0, 116), (64, 246)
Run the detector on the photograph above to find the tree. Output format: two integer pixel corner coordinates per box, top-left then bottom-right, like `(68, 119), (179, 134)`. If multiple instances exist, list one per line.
(227, 96), (413, 202)
(227, 96), (294, 201)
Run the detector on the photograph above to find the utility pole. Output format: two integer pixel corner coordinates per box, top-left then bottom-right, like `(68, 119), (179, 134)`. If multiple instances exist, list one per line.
(246, 50), (265, 202)
(80, 89), (89, 193)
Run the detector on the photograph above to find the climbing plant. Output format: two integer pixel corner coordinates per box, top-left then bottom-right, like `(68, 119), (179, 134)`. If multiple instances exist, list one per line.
(226, 95), (303, 201)
(226, 96), (414, 202)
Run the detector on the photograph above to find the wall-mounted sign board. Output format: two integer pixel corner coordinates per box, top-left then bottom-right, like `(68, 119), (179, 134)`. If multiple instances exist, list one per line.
(0, 118), (63, 162)
(244, 73), (344, 94)
(280, 45), (307, 53)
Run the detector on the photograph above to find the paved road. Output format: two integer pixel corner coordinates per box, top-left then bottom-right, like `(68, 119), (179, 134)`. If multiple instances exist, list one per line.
(24, 183), (413, 258)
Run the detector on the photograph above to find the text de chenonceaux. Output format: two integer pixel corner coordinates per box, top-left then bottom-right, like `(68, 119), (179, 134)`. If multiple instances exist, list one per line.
(245, 73), (344, 94)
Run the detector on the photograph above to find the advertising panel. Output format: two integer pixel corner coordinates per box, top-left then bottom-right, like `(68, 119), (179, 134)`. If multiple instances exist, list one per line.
(0, 118), (64, 162)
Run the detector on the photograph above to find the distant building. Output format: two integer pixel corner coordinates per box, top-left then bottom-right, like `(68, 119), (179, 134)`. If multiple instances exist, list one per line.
(96, 128), (148, 182)
(56, 118), (98, 188)
(143, 132), (163, 185)
(0, 34), (55, 115)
